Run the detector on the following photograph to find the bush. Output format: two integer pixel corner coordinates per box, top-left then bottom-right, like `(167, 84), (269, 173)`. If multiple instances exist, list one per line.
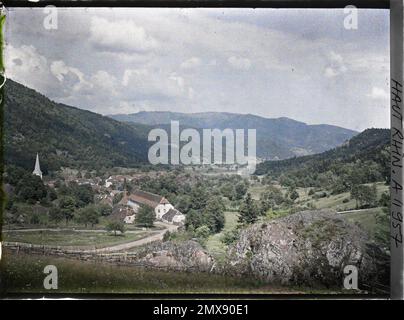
(221, 228), (240, 246)
(106, 221), (125, 236)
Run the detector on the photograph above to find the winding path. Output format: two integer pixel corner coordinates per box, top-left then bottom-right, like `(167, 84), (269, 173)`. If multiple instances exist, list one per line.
(3, 222), (179, 254)
(91, 222), (178, 253)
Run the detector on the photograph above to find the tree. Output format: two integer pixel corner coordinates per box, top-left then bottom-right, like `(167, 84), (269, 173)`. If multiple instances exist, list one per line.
(49, 206), (64, 223)
(46, 187), (58, 202)
(175, 195), (192, 214)
(16, 174), (47, 203)
(351, 184), (377, 208)
(58, 196), (76, 225)
(194, 225), (211, 246)
(234, 182), (248, 200)
(136, 205), (155, 227)
(220, 183), (236, 200)
(74, 205), (100, 228)
(203, 198), (225, 233)
(106, 221), (125, 236)
(73, 183), (94, 207)
(97, 204), (112, 216)
(289, 189), (299, 201)
(185, 209), (204, 231)
(260, 185), (285, 213)
(189, 186), (208, 210)
(238, 193), (259, 225)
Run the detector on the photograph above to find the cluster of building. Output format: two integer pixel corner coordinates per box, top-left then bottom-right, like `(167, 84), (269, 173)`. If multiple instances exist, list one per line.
(33, 154), (185, 226)
(101, 189), (185, 225)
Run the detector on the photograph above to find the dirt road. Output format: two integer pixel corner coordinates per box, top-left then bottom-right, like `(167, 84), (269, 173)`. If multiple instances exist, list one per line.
(3, 222), (179, 253)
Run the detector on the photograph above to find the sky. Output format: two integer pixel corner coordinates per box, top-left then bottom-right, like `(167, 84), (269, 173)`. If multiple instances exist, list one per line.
(5, 7), (390, 131)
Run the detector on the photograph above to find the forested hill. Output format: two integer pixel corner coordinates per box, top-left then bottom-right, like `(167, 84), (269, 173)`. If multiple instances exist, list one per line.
(110, 111), (358, 160)
(4, 79), (150, 173)
(255, 128), (390, 189)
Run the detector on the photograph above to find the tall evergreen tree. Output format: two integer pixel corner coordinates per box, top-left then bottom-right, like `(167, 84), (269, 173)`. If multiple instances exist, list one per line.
(238, 193), (259, 225)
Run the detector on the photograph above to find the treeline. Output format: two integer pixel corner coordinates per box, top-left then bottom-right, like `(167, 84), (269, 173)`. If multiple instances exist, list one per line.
(256, 129), (390, 193)
(134, 173), (250, 238)
(4, 165), (111, 226)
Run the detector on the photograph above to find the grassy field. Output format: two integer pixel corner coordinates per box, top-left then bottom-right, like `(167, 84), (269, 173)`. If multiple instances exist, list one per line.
(249, 182), (388, 212)
(3, 230), (157, 249)
(205, 211), (239, 261)
(296, 182), (388, 211)
(0, 251), (287, 294)
(343, 207), (387, 242)
(0, 251), (354, 295)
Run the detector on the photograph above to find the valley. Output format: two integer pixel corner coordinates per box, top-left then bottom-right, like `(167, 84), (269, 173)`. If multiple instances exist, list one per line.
(0, 79), (390, 295)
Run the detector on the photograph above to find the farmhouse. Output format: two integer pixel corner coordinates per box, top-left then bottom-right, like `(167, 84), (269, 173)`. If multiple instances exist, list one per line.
(125, 190), (185, 225)
(110, 205), (135, 223)
(162, 208), (185, 224)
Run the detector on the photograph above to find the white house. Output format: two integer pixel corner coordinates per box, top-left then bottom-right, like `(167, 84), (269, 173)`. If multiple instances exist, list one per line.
(128, 190), (172, 218)
(127, 190), (184, 224)
(124, 214), (136, 224)
(162, 209), (186, 225)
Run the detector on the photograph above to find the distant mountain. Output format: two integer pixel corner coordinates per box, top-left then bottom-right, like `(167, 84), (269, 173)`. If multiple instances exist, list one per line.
(109, 111), (358, 160)
(255, 128), (390, 180)
(4, 80), (150, 173)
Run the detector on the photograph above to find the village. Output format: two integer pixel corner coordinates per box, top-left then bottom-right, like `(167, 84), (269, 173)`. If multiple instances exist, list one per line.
(34, 154), (186, 227)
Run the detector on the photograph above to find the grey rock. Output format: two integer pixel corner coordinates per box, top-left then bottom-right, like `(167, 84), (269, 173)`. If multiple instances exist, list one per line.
(226, 210), (388, 288)
(136, 240), (215, 272)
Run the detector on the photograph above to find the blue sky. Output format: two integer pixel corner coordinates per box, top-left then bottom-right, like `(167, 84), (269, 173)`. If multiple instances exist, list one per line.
(5, 8), (389, 131)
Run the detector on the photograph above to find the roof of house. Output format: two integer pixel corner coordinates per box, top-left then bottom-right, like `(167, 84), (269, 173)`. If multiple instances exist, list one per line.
(161, 209), (182, 223)
(129, 190), (170, 208)
(110, 205), (133, 221)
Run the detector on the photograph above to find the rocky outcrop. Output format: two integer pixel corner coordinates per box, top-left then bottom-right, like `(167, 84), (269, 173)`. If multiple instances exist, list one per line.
(135, 240), (215, 272)
(226, 210), (389, 288)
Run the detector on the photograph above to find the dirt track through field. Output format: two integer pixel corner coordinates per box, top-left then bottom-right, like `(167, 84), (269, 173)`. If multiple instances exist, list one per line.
(3, 222), (179, 253)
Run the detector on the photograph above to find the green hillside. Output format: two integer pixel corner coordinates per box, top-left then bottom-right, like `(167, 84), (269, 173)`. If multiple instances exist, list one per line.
(255, 128), (390, 190)
(4, 80), (150, 173)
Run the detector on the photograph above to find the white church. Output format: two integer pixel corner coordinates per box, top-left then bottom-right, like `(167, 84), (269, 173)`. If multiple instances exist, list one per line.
(32, 153), (42, 180)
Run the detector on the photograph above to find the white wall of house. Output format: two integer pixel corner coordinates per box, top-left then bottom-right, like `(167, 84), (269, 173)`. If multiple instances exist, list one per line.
(155, 203), (174, 220)
(124, 214), (136, 224)
(105, 177), (113, 188)
(172, 214), (185, 224)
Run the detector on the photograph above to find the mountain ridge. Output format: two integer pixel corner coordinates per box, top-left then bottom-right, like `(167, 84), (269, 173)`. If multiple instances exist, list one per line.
(109, 111), (358, 160)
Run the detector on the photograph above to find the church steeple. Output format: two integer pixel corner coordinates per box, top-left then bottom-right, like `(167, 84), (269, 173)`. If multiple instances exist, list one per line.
(33, 153), (43, 180)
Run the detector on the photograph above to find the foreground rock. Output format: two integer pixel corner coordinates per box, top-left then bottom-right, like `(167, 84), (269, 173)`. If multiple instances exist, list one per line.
(226, 210), (389, 289)
(135, 240), (214, 272)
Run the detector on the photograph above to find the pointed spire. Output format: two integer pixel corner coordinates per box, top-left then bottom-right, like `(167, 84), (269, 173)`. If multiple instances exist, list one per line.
(33, 153), (43, 180)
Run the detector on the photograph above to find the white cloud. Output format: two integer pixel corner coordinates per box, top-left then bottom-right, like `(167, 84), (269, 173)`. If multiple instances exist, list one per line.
(50, 61), (86, 88)
(180, 57), (202, 69)
(324, 51), (348, 78)
(89, 16), (158, 53)
(5, 45), (55, 94)
(227, 56), (251, 70)
(6, 8), (390, 130)
(122, 68), (187, 99)
(368, 86), (389, 100)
